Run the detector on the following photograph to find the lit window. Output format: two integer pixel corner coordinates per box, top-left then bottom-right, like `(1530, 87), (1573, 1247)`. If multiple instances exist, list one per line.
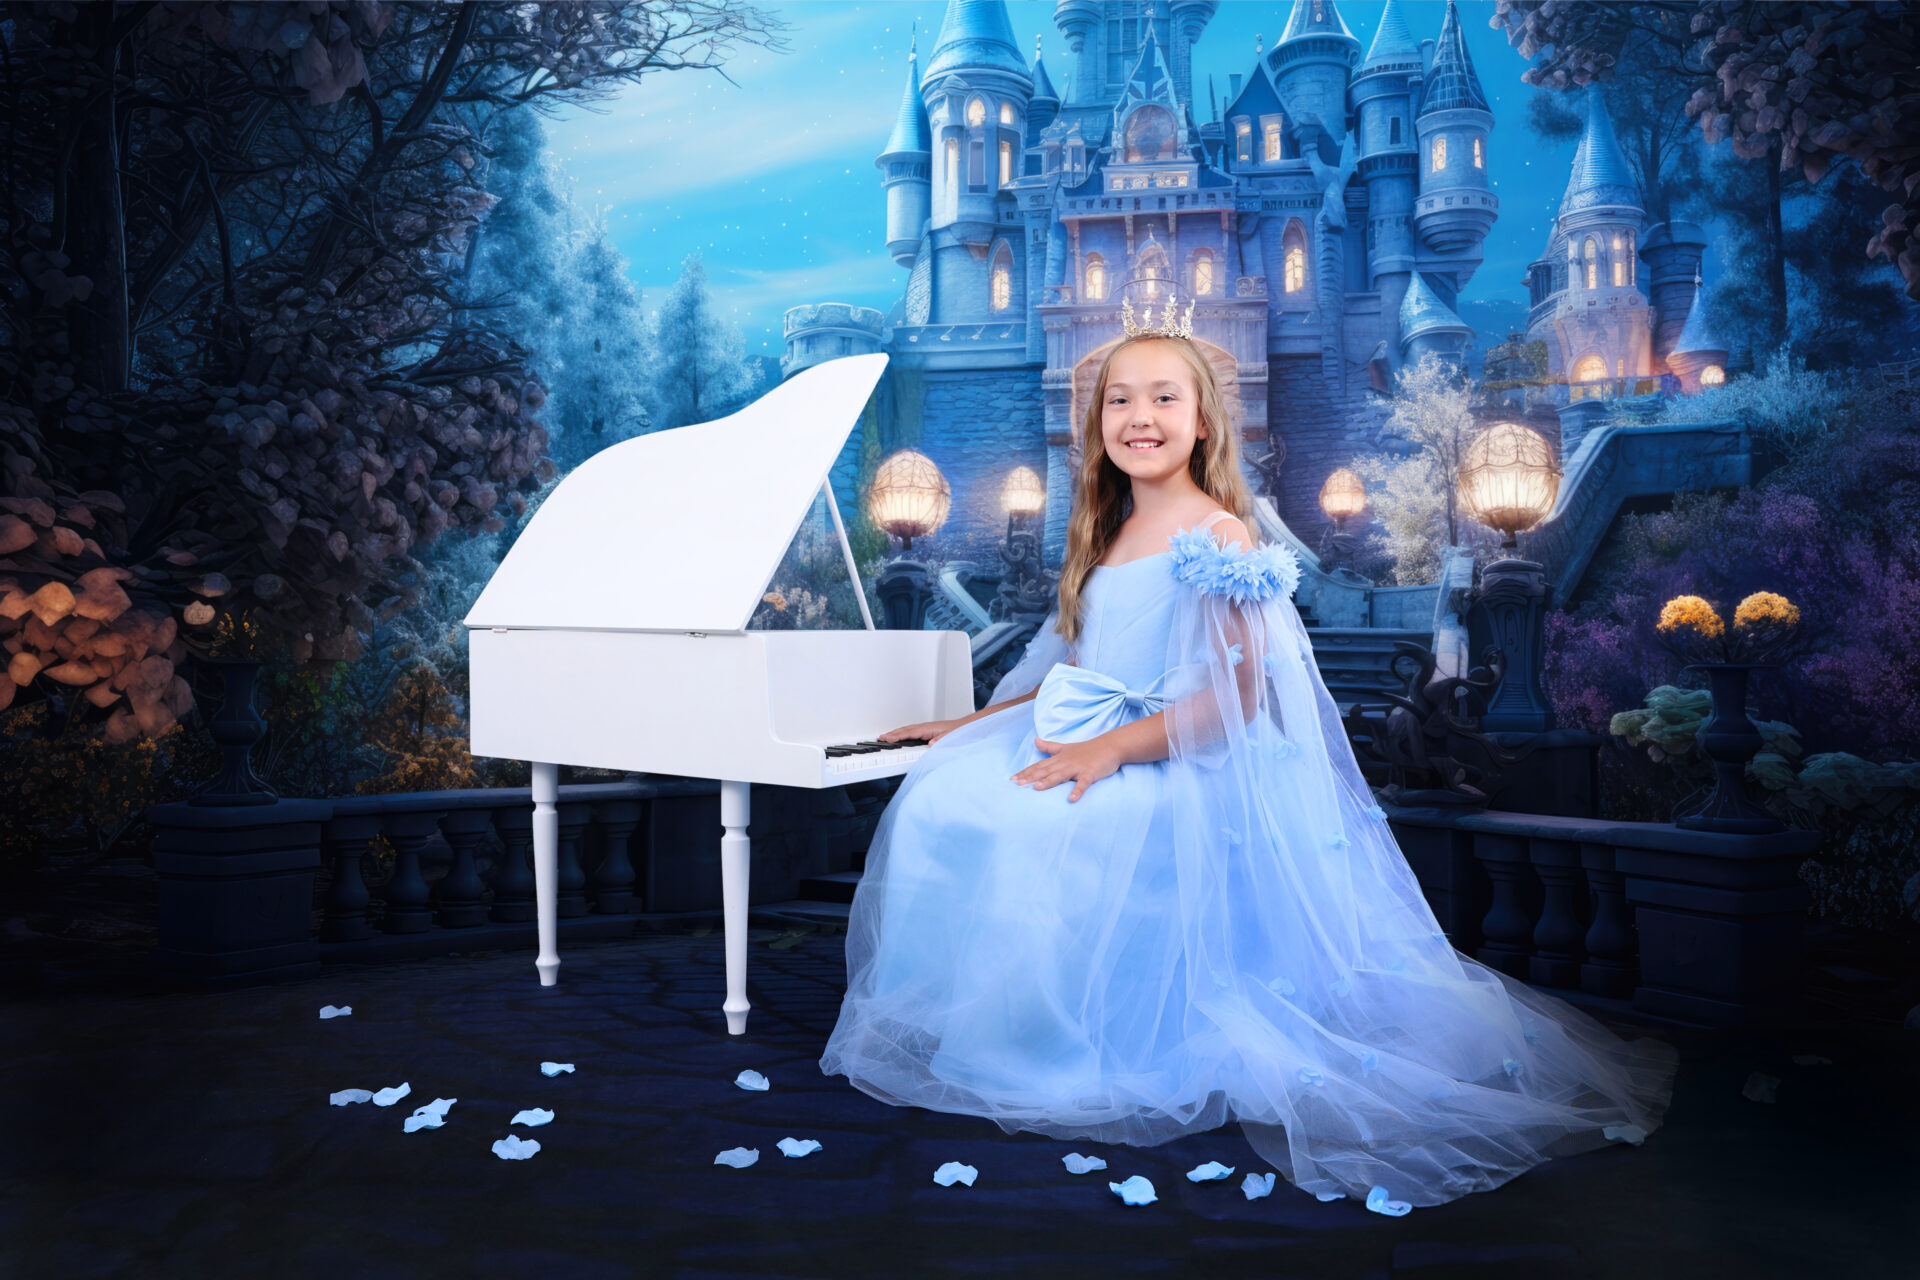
(1616, 357), (1624, 377)
(967, 98), (986, 127)
(1193, 251), (1214, 297)
(1574, 354), (1607, 382)
(1700, 364), (1725, 387)
(1085, 254), (1107, 300)
(1000, 102), (1013, 125)
(991, 261), (1011, 310)
(1583, 236), (1597, 290)
(1236, 121), (1251, 162)
(1473, 137), (1483, 168)
(1432, 137), (1446, 171)
(1264, 121), (1282, 162)
(999, 141), (1011, 186)
(1285, 243), (1306, 293)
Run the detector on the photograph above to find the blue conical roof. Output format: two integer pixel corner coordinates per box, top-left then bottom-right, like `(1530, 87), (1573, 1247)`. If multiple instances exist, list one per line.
(923, 1), (1029, 85)
(1670, 276), (1729, 358)
(881, 38), (932, 156)
(1361, 0), (1419, 70)
(1279, 0), (1359, 47)
(1417, 1), (1489, 116)
(1561, 87), (1639, 213)
(1030, 38), (1059, 104)
(1399, 271), (1472, 341)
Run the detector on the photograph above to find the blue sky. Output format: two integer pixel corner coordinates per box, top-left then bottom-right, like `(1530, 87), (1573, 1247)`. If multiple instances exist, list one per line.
(543, 1), (1586, 356)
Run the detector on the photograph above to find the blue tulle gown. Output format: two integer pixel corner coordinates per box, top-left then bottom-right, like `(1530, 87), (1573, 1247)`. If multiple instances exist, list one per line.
(819, 513), (1679, 1207)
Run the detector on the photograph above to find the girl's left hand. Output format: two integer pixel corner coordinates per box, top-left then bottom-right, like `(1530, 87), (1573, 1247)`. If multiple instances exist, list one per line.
(1013, 737), (1122, 802)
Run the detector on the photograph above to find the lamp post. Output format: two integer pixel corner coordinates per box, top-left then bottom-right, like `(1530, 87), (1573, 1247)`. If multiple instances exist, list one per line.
(1316, 467), (1368, 578)
(1458, 423), (1562, 733)
(994, 465), (1056, 622)
(867, 449), (951, 631)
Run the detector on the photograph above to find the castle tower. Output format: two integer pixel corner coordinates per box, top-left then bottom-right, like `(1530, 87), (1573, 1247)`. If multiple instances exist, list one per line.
(1638, 219), (1711, 372)
(1268, 0), (1361, 156)
(876, 34), (933, 269)
(1552, 86), (1653, 398)
(922, 0), (1032, 260)
(1665, 273), (1730, 393)
(1399, 270), (1474, 369)
(1053, 0), (1100, 107)
(1166, 1), (1221, 114)
(1413, 0), (1496, 259)
(1027, 35), (1060, 134)
(1353, 0), (1422, 367)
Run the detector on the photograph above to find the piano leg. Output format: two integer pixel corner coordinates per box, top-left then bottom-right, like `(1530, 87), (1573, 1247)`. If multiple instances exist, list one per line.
(532, 761), (561, 987)
(720, 778), (751, 1035)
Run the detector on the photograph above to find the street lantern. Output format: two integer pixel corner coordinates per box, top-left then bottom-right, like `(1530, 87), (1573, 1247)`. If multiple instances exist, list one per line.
(1458, 422), (1560, 550)
(1001, 465), (1046, 520)
(1317, 468), (1367, 522)
(867, 449), (950, 552)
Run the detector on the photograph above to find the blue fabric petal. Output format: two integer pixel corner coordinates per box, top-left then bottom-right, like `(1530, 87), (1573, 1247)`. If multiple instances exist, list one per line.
(1166, 526), (1302, 604)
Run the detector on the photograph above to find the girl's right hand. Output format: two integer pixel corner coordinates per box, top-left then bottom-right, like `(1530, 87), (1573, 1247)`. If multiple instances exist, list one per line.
(880, 719), (965, 745)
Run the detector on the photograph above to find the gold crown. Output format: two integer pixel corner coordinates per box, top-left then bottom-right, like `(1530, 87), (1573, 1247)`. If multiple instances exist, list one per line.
(1121, 291), (1195, 341)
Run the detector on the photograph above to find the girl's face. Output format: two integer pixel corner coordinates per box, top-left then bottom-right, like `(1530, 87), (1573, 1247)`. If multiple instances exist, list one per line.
(1099, 340), (1205, 484)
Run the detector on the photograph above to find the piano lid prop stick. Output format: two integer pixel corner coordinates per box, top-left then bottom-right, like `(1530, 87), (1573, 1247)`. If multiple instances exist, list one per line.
(823, 482), (875, 632)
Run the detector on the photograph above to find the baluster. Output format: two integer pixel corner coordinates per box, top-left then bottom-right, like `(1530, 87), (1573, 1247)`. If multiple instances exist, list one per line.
(1528, 837), (1586, 988)
(556, 799), (591, 918)
(591, 799), (643, 915)
(320, 814), (382, 943)
(1580, 842), (1637, 997)
(489, 806), (535, 923)
(435, 809), (491, 928)
(380, 811), (440, 934)
(1474, 833), (1537, 979)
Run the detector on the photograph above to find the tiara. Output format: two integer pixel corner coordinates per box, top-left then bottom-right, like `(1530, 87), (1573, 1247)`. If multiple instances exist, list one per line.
(1121, 291), (1195, 341)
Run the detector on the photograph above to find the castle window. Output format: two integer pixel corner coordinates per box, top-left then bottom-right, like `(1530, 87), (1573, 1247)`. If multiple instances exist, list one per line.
(1583, 236), (1597, 290)
(967, 97), (987, 127)
(1625, 229), (1636, 284)
(969, 137), (985, 189)
(1389, 117), (1401, 145)
(1573, 353), (1607, 383)
(1235, 121), (1251, 163)
(1616, 357), (1625, 377)
(1264, 120), (1283, 162)
(1124, 105), (1177, 163)
(1000, 140), (1012, 186)
(1085, 253), (1107, 301)
(946, 138), (958, 190)
(990, 245), (1013, 311)
(1473, 137), (1483, 168)
(1192, 249), (1215, 297)
(1432, 136), (1446, 172)
(1700, 364), (1725, 387)
(1612, 233), (1625, 286)
(1000, 102), (1014, 125)
(1285, 244), (1306, 292)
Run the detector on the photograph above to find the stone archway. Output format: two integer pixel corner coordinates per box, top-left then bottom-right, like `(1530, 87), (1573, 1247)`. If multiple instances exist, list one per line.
(1067, 336), (1240, 480)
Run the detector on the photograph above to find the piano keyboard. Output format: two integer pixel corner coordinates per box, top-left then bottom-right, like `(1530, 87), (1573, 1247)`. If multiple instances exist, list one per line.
(820, 737), (931, 777)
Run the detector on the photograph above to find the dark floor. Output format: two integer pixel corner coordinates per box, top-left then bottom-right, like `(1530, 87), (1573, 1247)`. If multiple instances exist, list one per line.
(2, 924), (1917, 1280)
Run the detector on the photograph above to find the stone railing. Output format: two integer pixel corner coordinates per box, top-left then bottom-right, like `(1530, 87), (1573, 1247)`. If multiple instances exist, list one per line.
(1385, 802), (1820, 1028)
(147, 777), (893, 986)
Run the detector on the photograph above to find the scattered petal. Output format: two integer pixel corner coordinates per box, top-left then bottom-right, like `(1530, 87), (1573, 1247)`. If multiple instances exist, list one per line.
(933, 1161), (977, 1187)
(1187, 1160), (1235, 1182)
(1791, 1054), (1832, 1066)
(318, 1005), (352, 1019)
(371, 1083), (411, 1107)
(777, 1137), (823, 1158)
(1109, 1174), (1157, 1205)
(1062, 1152), (1108, 1174)
(540, 1062), (575, 1077)
(713, 1147), (758, 1167)
(1603, 1123), (1647, 1145)
(1298, 1067), (1326, 1087)
(492, 1135), (541, 1161)
(1742, 1071), (1780, 1104)
(1365, 1185), (1412, 1216)
(511, 1108), (555, 1127)
(1241, 1172), (1277, 1200)
(1314, 1190), (1346, 1202)
(734, 1069), (770, 1092)
(328, 1088), (373, 1106)
(403, 1098), (456, 1132)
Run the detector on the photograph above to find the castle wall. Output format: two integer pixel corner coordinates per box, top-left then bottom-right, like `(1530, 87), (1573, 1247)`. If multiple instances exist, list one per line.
(1268, 351), (1391, 548)
(915, 367), (1047, 560)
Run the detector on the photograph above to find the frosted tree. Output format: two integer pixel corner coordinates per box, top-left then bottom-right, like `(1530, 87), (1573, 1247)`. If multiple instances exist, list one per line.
(648, 253), (764, 434)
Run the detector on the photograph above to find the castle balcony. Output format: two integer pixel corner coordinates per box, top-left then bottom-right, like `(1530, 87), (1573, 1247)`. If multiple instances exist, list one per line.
(1414, 187), (1498, 254)
(889, 321), (1028, 371)
(781, 303), (886, 380)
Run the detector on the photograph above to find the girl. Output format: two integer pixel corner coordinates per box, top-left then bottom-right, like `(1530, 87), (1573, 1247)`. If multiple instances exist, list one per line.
(819, 330), (1678, 1208)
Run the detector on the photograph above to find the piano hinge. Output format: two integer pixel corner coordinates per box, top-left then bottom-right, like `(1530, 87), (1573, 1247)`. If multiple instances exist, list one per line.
(491, 627), (507, 633)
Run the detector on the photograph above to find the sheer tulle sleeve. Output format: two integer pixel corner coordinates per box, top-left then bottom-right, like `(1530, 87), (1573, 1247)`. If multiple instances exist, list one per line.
(984, 608), (1073, 706)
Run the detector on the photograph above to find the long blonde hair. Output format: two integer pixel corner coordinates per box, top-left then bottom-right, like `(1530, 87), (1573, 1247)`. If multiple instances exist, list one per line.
(1054, 336), (1258, 645)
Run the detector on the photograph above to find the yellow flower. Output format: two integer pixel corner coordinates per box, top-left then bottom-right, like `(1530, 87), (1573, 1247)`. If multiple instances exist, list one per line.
(1657, 595), (1725, 639)
(1734, 591), (1799, 629)
(762, 591), (787, 611)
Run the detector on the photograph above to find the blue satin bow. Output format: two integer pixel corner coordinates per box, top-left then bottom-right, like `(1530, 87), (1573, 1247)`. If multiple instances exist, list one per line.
(1032, 662), (1170, 744)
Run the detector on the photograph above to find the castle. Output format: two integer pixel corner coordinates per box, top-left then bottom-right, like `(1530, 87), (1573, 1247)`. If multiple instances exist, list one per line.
(783, 0), (1722, 567)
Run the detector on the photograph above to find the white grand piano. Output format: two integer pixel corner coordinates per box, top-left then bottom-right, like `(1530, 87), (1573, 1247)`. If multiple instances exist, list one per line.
(464, 352), (974, 1034)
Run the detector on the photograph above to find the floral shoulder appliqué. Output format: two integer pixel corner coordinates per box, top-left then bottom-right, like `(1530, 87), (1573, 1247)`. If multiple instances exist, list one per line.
(1167, 526), (1302, 604)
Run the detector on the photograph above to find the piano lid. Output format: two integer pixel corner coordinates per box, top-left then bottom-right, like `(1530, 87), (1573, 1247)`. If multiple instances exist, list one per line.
(464, 352), (889, 634)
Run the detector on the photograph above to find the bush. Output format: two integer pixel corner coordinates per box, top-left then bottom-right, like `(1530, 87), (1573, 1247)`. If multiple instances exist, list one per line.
(1657, 349), (1853, 458)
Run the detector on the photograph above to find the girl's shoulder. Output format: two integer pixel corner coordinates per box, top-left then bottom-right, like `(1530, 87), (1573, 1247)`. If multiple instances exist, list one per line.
(1167, 514), (1300, 604)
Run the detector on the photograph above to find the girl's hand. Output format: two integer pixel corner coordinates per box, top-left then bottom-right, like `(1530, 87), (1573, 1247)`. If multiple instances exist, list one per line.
(1012, 736), (1122, 802)
(880, 719), (965, 745)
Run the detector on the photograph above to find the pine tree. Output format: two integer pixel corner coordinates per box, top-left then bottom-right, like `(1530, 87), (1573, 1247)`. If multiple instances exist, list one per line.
(648, 253), (764, 434)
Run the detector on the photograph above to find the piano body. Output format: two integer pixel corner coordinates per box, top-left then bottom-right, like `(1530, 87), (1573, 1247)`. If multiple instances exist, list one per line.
(464, 352), (974, 1033)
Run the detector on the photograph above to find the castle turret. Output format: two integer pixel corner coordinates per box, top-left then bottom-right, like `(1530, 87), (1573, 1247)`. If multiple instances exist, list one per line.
(922, 1), (1032, 255)
(1027, 35), (1059, 135)
(1665, 273), (1730, 393)
(1638, 219), (1710, 372)
(1053, 0), (1099, 108)
(1268, 0), (1361, 157)
(1552, 86), (1652, 396)
(1413, 0), (1496, 257)
(876, 35), (933, 269)
(1399, 269), (1474, 369)
(1354, 0), (1423, 363)
(1166, 1), (1221, 115)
